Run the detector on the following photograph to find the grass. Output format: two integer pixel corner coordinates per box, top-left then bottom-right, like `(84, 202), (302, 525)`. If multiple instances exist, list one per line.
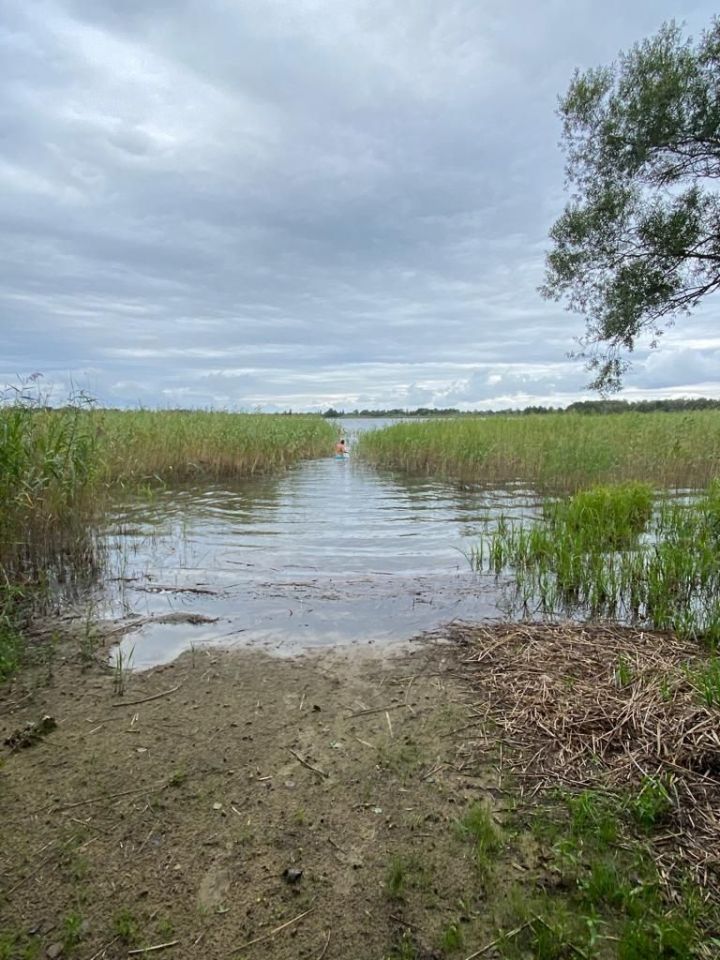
(0, 932), (41, 960)
(94, 408), (336, 483)
(0, 609), (23, 681)
(546, 481), (653, 549)
(439, 922), (464, 952)
(470, 480), (720, 646)
(566, 790), (619, 847)
(113, 908), (139, 944)
(455, 802), (503, 869)
(357, 410), (720, 492)
(376, 740), (422, 781)
(385, 855), (409, 899)
(62, 911), (85, 952)
(687, 657), (720, 707)
(112, 644), (134, 697)
(495, 784), (716, 960)
(627, 776), (674, 830)
(384, 932), (419, 960)
(384, 854), (429, 900)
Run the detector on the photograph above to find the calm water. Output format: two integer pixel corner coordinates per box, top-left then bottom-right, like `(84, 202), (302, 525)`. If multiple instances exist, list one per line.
(99, 419), (540, 668)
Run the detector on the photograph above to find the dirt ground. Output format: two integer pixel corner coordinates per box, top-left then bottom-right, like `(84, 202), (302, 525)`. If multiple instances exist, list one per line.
(1, 633), (523, 960)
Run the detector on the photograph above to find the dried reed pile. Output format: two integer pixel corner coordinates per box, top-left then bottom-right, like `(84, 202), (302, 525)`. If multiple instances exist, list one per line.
(445, 622), (720, 891)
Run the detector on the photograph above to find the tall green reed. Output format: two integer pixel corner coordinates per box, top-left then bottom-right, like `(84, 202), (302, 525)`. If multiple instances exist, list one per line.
(0, 382), (335, 677)
(471, 481), (720, 646)
(0, 382), (100, 676)
(94, 409), (335, 482)
(358, 412), (720, 492)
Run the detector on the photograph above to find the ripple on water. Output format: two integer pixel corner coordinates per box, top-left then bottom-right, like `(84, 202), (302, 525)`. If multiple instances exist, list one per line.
(98, 434), (542, 668)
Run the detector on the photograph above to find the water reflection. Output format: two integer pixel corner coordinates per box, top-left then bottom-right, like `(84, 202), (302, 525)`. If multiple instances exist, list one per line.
(99, 419), (540, 668)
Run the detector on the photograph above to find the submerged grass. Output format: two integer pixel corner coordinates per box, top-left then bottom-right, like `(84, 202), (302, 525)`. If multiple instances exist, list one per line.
(358, 411), (720, 491)
(471, 480), (720, 646)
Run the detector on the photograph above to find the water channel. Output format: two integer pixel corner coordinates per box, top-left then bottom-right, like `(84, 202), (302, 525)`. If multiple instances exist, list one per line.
(98, 419), (541, 668)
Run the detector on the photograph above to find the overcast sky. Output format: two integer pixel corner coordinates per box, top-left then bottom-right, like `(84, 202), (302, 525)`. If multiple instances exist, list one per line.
(1, 0), (718, 411)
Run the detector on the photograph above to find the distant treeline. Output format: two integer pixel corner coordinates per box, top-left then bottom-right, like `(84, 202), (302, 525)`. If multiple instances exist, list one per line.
(324, 398), (720, 418)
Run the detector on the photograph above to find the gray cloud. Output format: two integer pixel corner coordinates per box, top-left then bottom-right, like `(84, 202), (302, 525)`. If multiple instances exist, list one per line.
(1, 0), (718, 409)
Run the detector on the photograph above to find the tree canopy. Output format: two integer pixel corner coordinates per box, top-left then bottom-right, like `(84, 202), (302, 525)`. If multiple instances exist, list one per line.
(542, 19), (720, 391)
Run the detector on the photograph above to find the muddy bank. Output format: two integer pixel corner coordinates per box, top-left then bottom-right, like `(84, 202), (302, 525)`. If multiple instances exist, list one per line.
(1, 636), (510, 960)
(2, 624), (719, 960)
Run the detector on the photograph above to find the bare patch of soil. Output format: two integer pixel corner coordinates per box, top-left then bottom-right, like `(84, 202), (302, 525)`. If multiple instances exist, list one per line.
(1, 637), (514, 960)
(3, 622), (719, 960)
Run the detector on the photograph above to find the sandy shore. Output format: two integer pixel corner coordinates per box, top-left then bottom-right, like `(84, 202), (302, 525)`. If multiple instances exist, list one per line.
(1, 635), (512, 960)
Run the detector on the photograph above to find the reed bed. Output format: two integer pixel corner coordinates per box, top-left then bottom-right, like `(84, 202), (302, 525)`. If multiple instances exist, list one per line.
(471, 480), (720, 646)
(94, 409), (335, 482)
(358, 411), (720, 491)
(0, 405), (334, 572)
(0, 400), (335, 676)
(445, 621), (720, 894)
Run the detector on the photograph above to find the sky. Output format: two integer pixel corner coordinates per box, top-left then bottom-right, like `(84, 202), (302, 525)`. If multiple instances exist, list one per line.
(1, 0), (718, 412)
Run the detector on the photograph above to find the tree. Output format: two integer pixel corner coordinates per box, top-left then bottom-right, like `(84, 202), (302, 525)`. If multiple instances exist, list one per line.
(542, 19), (720, 391)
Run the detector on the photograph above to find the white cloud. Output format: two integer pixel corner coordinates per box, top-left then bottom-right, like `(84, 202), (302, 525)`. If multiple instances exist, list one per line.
(0, 0), (718, 409)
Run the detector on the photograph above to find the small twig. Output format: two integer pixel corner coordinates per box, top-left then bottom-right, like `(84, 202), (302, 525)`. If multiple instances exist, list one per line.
(231, 907), (314, 953)
(40, 779), (168, 814)
(420, 762), (444, 782)
(462, 921), (532, 959)
(345, 703), (409, 719)
(84, 935), (119, 960)
(136, 828), (155, 857)
(289, 749), (328, 779)
(4, 848), (60, 897)
(532, 916), (588, 959)
(0, 691), (32, 715)
(112, 684), (181, 707)
(127, 940), (180, 955)
(385, 711), (394, 738)
(317, 929), (331, 960)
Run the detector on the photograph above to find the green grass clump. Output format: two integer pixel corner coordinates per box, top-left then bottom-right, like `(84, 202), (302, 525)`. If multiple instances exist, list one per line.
(580, 857), (632, 908)
(0, 932), (40, 960)
(384, 932), (419, 960)
(113, 908), (140, 944)
(567, 789), (619, 847)
(62, 911), (85, 951)
(439, 922), (464, 953)
(0, 612), (23, 682)
(687, 657), (720, 707)
(455, 802), (503, 866)
(358, 411), (720, 492)
(384, 854), (428, 900)
(471, 479), (720, 645)
(385, 855), (408, 899)
(627, 776), (674, 831)
(546, 482), (653, 550)
(617, 914), (695, 959)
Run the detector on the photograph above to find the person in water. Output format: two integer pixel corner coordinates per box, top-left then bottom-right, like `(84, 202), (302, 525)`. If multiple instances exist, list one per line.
(335, 438), (347, 456)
